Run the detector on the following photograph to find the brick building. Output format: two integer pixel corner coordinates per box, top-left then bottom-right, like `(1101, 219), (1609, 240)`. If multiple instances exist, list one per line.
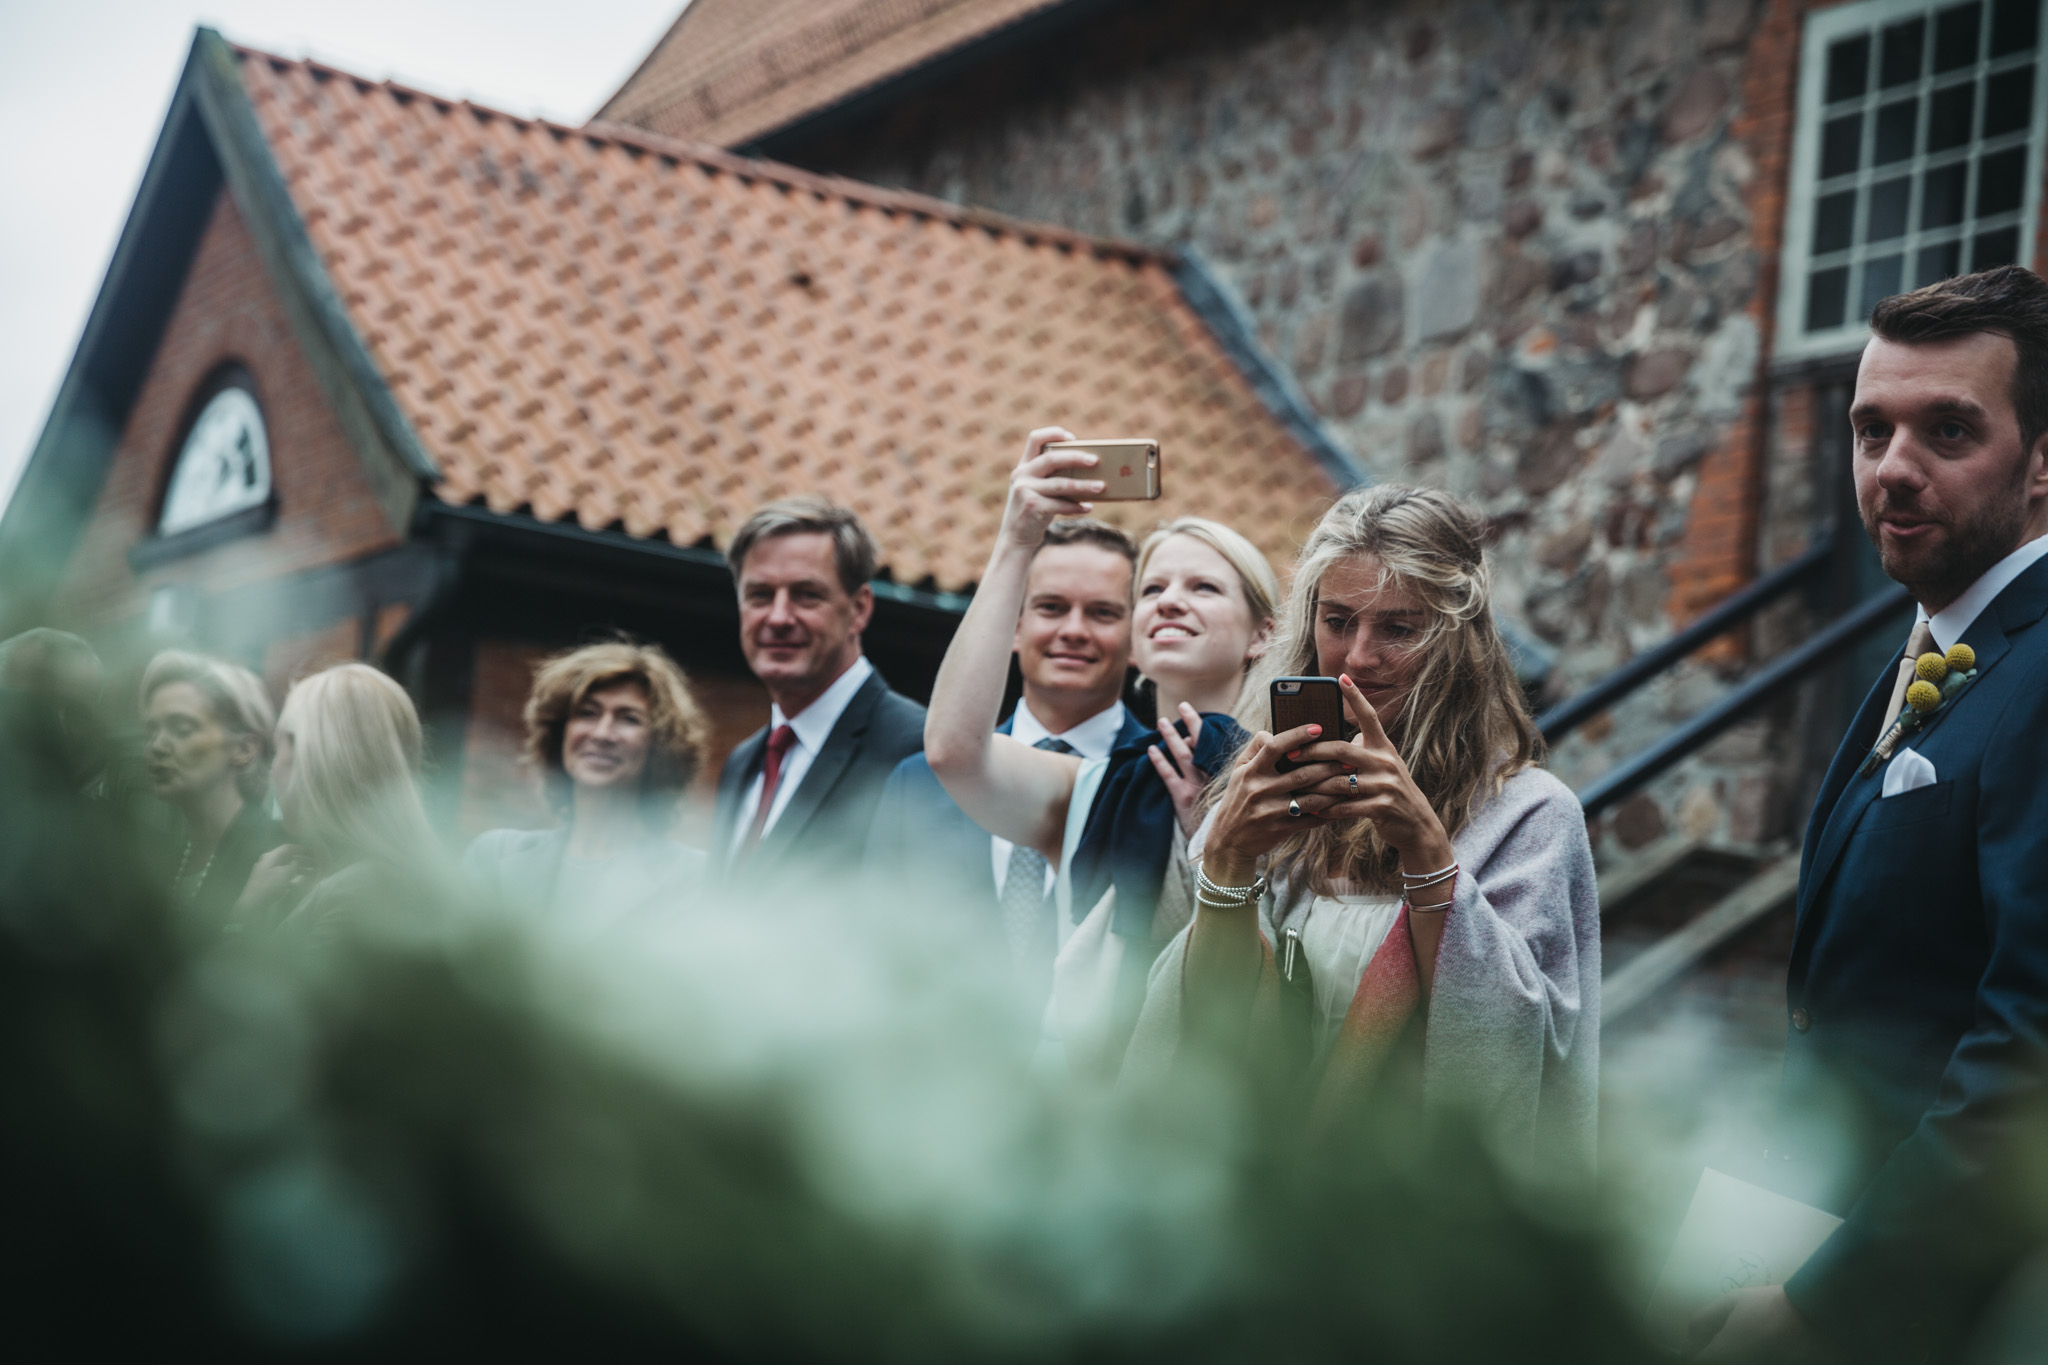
(7, 4), (2046, 1141)
(600, 0), (2047, 1171)
(0, 29), (1351, 838)
(604, 0), (2048, 862)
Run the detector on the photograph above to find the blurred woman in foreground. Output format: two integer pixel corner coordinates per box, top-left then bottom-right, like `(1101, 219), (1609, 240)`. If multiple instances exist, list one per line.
(232, 663), (445, 942)
(926, 427), (1277, 1075)
(139, 651), (283, 934)
(1126, 485), (1599, 1175)
(463, 640), (710, 933)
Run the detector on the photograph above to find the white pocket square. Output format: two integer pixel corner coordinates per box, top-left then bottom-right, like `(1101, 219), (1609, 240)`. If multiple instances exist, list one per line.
(1882, 745), (1938, 798)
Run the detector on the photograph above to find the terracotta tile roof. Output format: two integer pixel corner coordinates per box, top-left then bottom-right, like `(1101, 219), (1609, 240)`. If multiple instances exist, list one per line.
(236, 47), (1339, 592)
(597, 0), (1065, 148)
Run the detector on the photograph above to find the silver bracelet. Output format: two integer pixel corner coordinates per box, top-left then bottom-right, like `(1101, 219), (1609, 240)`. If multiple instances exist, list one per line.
(1195, 866), (1267, 905)
(1406, 870), (1458, 913)
(1401, 865), (1460, 891)
(1401, 859), (1458, 882)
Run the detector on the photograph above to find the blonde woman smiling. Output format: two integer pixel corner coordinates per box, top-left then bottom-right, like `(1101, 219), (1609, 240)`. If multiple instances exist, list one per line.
(927, 427), (1278, 1074)
(1126, 486), (1599, 1175)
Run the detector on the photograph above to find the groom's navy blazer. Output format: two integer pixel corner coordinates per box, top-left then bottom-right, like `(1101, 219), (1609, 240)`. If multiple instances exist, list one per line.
(1776, 553), (2048, 1354)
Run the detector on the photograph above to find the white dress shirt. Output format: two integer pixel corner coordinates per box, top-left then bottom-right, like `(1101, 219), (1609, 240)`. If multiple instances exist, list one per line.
(729, 655), (875, 855)
(1918, 533), (2048, 651)
(991, 697), (1128, 897)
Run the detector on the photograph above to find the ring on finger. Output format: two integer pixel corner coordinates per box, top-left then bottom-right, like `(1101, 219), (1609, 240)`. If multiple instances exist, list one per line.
(1288, 796), (1304, 819)
(1347, 773), (1358, 792)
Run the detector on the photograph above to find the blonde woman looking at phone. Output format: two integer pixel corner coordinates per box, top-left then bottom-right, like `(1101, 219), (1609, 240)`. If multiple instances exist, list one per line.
(1125, 485), (1599, 1176)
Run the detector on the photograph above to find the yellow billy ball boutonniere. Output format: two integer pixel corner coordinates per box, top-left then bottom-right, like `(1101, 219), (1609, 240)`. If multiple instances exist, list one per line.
(1860, 643), (1978, 776)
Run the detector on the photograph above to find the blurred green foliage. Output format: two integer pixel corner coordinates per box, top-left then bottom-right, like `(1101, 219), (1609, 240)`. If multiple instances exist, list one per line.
(0, 685), (1668, 1360)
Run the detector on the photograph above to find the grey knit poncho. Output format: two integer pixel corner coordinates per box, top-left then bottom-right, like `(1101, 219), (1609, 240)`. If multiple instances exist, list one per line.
(1124, 765), (1601, 1178)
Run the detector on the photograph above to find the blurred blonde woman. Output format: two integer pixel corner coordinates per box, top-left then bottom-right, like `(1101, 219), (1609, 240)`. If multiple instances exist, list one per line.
(462, 640), (710, 933)
(1126, 485), (1599, 1176)
(927, 427), (1279, 1075)
(138, 650), (282, 931)
(234, 663), (445, 942)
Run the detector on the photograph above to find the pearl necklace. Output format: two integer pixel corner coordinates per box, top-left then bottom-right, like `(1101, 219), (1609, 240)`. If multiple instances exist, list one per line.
(173, 839), (218, 902)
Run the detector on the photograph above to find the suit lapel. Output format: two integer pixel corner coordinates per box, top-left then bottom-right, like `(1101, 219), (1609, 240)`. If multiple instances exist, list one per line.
(1797, 662), (1903, 928)
(712, 728), (769, 857)
(1796, 556), (2048, 944)
(758, 673), (883, 855)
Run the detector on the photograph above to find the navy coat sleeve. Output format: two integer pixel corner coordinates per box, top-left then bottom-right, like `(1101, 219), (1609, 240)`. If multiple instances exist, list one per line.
(1786, 661), (2048, 1345)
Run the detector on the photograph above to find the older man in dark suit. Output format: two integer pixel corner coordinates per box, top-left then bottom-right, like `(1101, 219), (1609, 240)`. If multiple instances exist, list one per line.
(711, 498), (925, 879)
(864, 519), (1148, 969)
(1698, 268), (2048, 1362)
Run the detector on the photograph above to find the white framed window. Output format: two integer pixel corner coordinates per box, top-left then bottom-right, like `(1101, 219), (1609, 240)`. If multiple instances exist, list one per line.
(1778, 0), (2048, 359)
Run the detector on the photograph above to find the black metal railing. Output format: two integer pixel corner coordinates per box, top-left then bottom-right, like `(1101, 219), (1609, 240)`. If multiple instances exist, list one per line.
(1574, 583), (1911, 818)
(1537, 541), (1835, 743)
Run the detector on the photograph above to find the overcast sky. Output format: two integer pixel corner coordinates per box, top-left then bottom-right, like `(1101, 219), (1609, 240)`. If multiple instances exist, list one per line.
(0, 0), (685, 512)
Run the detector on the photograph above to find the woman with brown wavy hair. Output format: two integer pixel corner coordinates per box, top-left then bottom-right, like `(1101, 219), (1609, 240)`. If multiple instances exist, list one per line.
(463, 640), (710, 932)
(1124, 485), (1599, 1176)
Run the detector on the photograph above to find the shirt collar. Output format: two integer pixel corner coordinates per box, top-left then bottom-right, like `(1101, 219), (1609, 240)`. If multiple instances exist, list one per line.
(1009, 696), (1127, 759)
(769, 655), (874, 752)
(1918, 533), (2048, 651)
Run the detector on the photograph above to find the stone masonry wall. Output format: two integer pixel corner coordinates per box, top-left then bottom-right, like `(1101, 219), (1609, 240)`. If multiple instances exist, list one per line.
(782, 0), (1844, 860)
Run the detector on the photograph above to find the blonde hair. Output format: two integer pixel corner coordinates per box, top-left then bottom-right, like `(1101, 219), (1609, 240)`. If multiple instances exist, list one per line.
(1239, 485), (1541, 895)
(1135, 518), (1282, 701)
(275, 663), (439, 874)
(139, 649), (277, 801)
(521, 639), (710, 823)
(1136, 517), (1282, 630)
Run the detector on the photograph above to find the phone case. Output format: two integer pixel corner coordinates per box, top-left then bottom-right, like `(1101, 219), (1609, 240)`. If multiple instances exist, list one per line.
(1271, 677), (1344, 773)
(1044, 439), (1161, 500)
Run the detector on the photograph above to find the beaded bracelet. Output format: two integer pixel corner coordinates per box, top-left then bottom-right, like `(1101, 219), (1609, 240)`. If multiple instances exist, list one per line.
(1194, 866), (1267, 906)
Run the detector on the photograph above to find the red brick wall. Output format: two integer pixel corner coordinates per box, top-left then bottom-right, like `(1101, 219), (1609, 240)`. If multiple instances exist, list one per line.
(51, 187), (402, 631)
(262, 620), (362, 700)
(458, 638), (554, 838)
(1667, 0), (1831, 629)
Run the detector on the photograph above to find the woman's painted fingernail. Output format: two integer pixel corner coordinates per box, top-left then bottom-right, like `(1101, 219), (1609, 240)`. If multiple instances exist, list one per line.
(1340, 673), (1352, 686)
(1308, 725), (1322, 736)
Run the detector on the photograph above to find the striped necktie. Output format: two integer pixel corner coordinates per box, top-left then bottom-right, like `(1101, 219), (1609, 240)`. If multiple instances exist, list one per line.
(999, 736), (1075, 976)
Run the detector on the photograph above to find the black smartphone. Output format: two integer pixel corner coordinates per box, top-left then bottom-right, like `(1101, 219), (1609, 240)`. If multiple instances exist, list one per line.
(1270, 676), (1346, 773)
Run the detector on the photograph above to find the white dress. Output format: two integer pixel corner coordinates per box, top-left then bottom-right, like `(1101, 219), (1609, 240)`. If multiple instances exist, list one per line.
(1272, 888), (1404, 1061)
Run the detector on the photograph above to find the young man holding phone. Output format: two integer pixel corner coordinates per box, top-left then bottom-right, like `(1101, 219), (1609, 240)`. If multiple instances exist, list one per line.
(865, 518), (1148, 976)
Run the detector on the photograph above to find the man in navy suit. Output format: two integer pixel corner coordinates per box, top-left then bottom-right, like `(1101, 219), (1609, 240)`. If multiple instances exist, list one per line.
(1699, 268), (2048, 1361)
(711, 498), (926, 881)
(865, 519), (1146, 970)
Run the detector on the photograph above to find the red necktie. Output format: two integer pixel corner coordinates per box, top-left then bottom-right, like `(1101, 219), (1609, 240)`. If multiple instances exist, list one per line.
(741, 724), (798, 853)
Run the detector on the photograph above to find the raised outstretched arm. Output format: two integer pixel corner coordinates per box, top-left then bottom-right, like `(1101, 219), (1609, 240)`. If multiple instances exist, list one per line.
(925, 428), (1100, 861)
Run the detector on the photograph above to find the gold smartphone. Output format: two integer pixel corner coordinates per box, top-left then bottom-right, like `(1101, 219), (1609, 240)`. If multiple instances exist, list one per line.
(1043, 438), (1161, 500)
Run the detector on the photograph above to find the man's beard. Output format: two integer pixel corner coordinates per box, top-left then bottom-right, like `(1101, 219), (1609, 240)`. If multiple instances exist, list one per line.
(1861, 464), (2030, 604)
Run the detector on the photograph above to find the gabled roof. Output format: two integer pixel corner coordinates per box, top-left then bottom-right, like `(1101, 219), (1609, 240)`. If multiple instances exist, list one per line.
(234, 42), (1345, 591)
(5, 28), (1349, 610)
(597, 0), (1073, 149)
